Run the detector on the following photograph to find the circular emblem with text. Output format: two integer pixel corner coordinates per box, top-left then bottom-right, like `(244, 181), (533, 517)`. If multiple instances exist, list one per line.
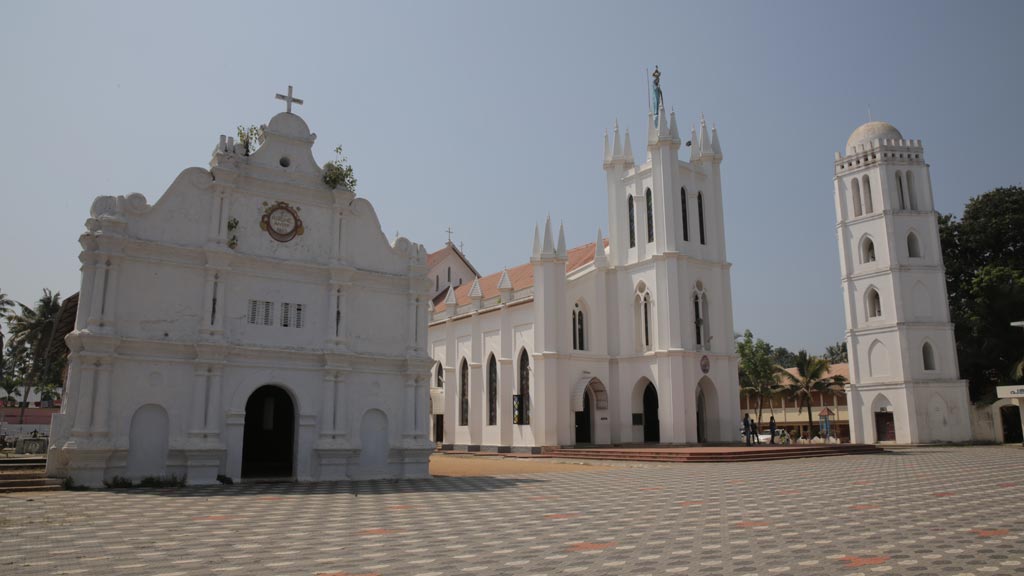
(700, 355), (710, 374)
(260, 201), (304, 242)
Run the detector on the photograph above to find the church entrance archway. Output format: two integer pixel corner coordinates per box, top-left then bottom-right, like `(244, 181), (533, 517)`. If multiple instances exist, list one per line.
(1001, 405), (1023, 444)
(872, 395), (895, 443)
(696, 377), (719, 443)
(242, 385), (295, 479)
(643, 382), (660, 443)
(575, 388), (593, 444)
(696, 389), (707, 444)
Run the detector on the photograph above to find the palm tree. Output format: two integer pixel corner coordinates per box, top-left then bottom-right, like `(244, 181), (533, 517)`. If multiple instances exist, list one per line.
(0, 289), (13, 384)
(6, 289), (62, 423)
(775, 350), (847, 441)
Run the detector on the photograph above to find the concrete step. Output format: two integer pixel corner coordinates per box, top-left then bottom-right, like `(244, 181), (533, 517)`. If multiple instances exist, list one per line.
(0, 483), (63, 494)
(0, 477), (62, 488)
(0, 457), (47, 469)
(0, 470), (48, 481)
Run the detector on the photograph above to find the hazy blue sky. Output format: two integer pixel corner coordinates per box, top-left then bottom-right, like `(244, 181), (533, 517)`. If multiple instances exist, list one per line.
(1, 0), (1022, 352)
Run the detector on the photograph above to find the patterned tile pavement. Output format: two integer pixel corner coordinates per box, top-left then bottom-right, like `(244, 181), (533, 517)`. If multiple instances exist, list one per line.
(1, 446), (1022, 576)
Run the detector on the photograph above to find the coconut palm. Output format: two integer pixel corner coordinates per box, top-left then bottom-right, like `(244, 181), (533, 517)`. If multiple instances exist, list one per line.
(774, 350), (847, 441)
(6, 289), (62, 422)
(0, 289), (13, 384)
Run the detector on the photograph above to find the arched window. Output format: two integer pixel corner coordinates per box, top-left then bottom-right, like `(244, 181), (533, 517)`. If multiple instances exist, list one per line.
(697, 192), (706, 245)
(852, 178), (862, 217)
(906, 171), (918, 210)
(681, 187), (690, 242)
(907, 232), (921, 258)
(627, 196), (636, 248)
(896, 172), (906, 210)
(447, 267), (451, 283)
(645, 188), (654, 243)
(922, 342), (936, 371)
(693, 292), (703, 347)
(435, 275), (439, 292)
(459, 358), (469, 426)
(861, 175), (873, 214)
(487, 355), (497, 425)
(861, 237), (876, 263)
(435, 361), (444, 388)
(572, 302), (586, 351)
(867, 288), (882, 319)
(642, 293), (652, 349)
(515, 349), (530, 425)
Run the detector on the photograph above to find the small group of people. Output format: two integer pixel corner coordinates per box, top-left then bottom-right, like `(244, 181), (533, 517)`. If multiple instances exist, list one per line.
(742, 413), (780, 446)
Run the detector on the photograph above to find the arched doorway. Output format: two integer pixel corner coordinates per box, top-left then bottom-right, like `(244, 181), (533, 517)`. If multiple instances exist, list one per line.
(242, 385), (295, 478)
(872, 394), (896, 443)
(643, 382), (660, 443)
(575, 388), (593, 444)
(696, 389), (707, 444)
(1001, 405), (1023, 444)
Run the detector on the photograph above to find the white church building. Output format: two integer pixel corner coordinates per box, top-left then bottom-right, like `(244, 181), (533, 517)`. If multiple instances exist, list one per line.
(835, 121), (972, 444)
(427, 73), (741, 451)
(47, 89), (435, 486)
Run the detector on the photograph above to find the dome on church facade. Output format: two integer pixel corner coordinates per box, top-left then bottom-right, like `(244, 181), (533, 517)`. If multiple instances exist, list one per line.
(846, 121), (903, 152)
(265, 111), (313, 141)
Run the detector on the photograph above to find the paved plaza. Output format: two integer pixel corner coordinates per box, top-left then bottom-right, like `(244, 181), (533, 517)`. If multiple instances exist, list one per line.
(1, 447), (1022, 576)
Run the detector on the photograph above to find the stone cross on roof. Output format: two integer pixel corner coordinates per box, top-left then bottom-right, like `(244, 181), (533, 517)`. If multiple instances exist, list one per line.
(275, 85), (304, 113)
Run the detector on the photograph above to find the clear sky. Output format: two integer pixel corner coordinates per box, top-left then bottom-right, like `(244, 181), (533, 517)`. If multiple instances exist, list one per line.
(1, 0), (1022, 353)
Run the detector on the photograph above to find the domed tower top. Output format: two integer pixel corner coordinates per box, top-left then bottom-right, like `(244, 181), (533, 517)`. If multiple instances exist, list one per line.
(846, 121), (902, 154)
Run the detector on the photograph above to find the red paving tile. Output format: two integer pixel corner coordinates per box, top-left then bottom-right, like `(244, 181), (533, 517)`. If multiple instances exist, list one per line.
(838, 555), (891, 567)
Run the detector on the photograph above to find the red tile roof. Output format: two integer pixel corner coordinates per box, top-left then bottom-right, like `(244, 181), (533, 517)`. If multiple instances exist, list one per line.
(426, 242), (480, 278)
(433, 240), (607, 314)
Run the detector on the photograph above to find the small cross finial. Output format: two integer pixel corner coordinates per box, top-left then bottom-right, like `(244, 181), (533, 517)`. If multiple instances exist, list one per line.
(459, 241), (465, 253)
(868, 106), (873, 122)
(445, 226), (454, 243)
(275, 85), (304, 113)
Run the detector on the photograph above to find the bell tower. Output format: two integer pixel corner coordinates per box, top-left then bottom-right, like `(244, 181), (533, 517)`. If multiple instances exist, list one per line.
(834, 121), (971, 444)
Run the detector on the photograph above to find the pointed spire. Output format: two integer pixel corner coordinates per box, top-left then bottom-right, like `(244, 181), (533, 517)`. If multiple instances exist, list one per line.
(593, 228), (608, 268)
(612, 120), (622, 159)
(532, 223), (541, 259)
(711, 122), (722, 156)
(497, 268), (513, 291)
(669, 110), (679, 141)
(623, 129), (634, 165)
(542, 216), (555, 257)
(657, 99), (670, 138)
(603, 129), (611, 163)
(699, 113), (712, 157)
(556, 222), (567, 259)
(689, 124), (698, 162)
(444, 284), (457, 306)
(468, 278), (482, 299)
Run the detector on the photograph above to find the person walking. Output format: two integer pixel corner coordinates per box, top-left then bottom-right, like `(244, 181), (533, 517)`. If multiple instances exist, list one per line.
(752, 420), (761, 444)
(769, 415), (777, 445)
(742, 413), (751, 447)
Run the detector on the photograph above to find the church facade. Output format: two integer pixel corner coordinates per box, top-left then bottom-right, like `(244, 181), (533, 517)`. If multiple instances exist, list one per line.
(47, 91), (434, 486)
(427, 80), (741, 450)
(834, 121), (972, 444)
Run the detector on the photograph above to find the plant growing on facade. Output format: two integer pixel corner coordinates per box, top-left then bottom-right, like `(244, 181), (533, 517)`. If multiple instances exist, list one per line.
(226, 217), (239, 249)
(237, 125), (263, 156)
(322, 145), (357, 191)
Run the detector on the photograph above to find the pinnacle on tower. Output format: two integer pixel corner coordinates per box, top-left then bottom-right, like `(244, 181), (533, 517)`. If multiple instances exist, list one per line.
(541, 216), (555, 257)
(444, 284), (458, 306)
(532, 223), (541, 259)
(699, 113), (712, 158)
(612, 120), (622, 159)
(497, 268), (513, 291)
(623, 129), (634, 165)
(593, 228), (608, 268)
(468, 278), (483, 309)
(657, 100), (671, 138)
(669, 110), (680, 141)
(603, 129), (611, 163)
(711, 123), (722, 156)
(647, 111), (657, 146)
(690, 124), (698, 162)
(556, 222), (567, 259)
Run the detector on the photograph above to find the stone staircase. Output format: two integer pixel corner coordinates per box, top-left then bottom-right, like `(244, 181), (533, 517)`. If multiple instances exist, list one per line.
(0, 457), (62, 494)
(541, 444), (886, 463)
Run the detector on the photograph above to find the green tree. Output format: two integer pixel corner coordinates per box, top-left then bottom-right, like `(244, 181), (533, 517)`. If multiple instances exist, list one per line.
(736, 330), (780, 426)
(0, 288), (13, 385)
(6, 289), (63, 421)
(824, 341), (848, 364)
(940, 187), (1024, 401)
(775, 350), (847, 440)
(772, 346), (798, 369)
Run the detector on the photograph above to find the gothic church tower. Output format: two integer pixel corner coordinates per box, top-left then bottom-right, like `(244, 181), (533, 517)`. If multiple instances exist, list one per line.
(835, 121), (971, 443)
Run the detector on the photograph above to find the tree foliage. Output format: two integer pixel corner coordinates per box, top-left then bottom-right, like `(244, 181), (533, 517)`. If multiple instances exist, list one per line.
(322, 145), (357, 191)
(824, 341), (848, 364)
(771, 346), (799, 369)
(939, 186), (1024, 401)
(4, 289), (65, 414)
(736, 330), (780, 425)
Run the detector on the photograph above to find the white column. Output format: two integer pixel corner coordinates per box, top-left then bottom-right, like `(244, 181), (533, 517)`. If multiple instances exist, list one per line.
(321, 371), (337, 436)
(417, 377), (429, 436)
(204, 366), (222, 435)
(71, 361), (96, 436)
(87, 259), (107, 330)
(404, 378), (416, 437)
(213, 274), (225, 333)
(190, 366), (208, 435)
(91, 360), (112, 436)
(76, 255), (97, 328)
(334, 373), (347, 437)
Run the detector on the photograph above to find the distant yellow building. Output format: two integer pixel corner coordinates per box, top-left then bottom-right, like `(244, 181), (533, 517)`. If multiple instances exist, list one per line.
(740, 363), (850, 441)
